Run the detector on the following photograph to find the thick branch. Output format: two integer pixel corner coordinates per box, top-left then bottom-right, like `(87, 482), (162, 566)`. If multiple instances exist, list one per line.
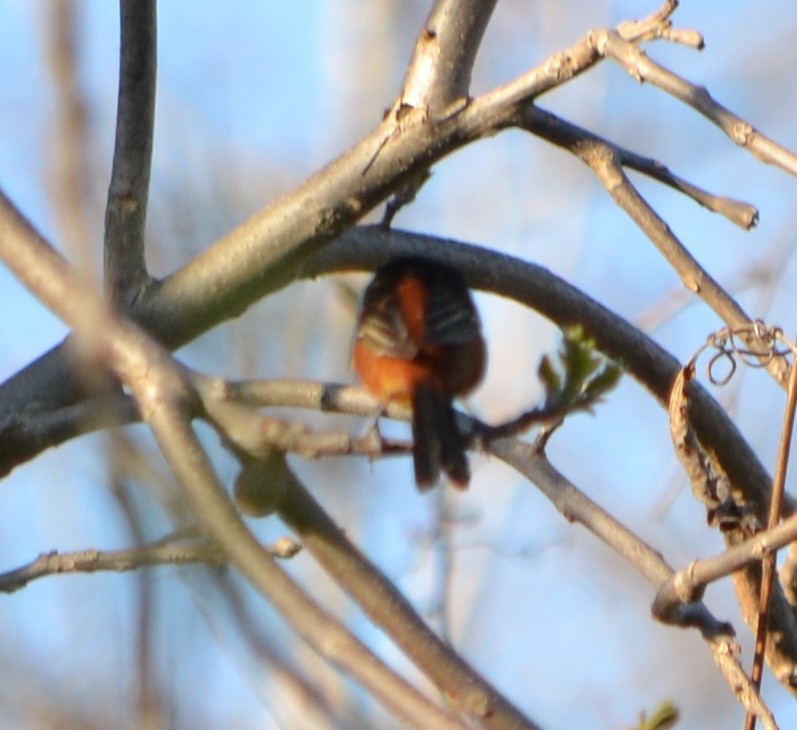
(0, 4), (683, 434)
(1, 225), (780, 528)
(311, 228), (783, 517)
(400, 0), (498, 116)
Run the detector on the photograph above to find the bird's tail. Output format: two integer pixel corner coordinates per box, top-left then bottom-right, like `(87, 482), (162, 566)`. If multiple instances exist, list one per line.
(411, 380), (469, 491)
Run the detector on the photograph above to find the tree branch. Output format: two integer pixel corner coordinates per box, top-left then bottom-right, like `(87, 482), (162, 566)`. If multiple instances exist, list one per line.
(399, 0), (498, 117)
(595, 28), (797, 177)
(1, 224), (781, 528)
(275, 467), (540, 730)
(519, 104), (788, 389)
(522, 105), (758, 230)
(488, 438), (777, 726)
(0, 2), (692, 434)
(197, 362), (797, 711)
(103, 0), (156, 304)
(0, 538), (221, 594)
(749, 349), (797, 719)
(144, 381), (471, 730)
(44, 0), (93, 263)
(0, 189), (472, 730)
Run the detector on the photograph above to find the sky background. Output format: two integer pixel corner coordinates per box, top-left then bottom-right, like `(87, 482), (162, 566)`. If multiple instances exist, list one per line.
(2, 1), (797, 728)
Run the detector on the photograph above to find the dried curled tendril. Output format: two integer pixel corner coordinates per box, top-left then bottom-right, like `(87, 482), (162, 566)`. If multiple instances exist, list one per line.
(702, 321), (790, 386)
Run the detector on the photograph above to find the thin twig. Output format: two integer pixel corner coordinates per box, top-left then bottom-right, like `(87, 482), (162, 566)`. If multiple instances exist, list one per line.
(596, 28), (797, 177)
(107, 436), (165, 728)
(522, 105), (758, 230)
(43, 0), (93, 268)
(746, 359), (797, 730)
(487, 438), (778, 724)
(0, 538), (224, 594)
(654, 512), (797, 620)
(518, 104), (788, 389)
(197, 377), (540, 727)
(198, 569), (348, 730)
(464, 0), (679, 119)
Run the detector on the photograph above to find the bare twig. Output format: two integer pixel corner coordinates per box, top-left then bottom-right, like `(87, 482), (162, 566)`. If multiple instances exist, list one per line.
(521, 105), (758, 230)
(595, 29), (797, 177)
(203, 358), (785, 709)
(747, 358), (797, 730)
(194, 368), (569, 461)
(709, 638), (779, 730)
(107, 437), (166, 728)
(489, 438), (729, 634)
(0, 537), (223, 594)
(190, 372), (409, 465)
(194, 368), (797, 605)
(653, 513), (797, 624)
(464, 1), (679, 118)
(663, 337), (797, 698)
(518, 104), (788, 389)
(615, 0), (690, 47)
(103, 0), (156, 304)
(149, 391), (471, 730)
(43, 0), (93, 267)
(198, 374), (540, 727)
(198, 569), (348, 730)
(487, 438), (779, 724)
(0, 531), (299, 599)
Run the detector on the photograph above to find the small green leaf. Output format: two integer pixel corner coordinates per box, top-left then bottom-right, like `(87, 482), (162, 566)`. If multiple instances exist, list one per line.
(584, 362), (623, 401)
(539, 328), (622, 415)
(637, 701), (679, 730)
(538, 354), (562, 400)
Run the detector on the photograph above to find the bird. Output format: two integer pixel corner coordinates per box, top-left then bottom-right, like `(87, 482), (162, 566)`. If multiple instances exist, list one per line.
(352, 256), (486, 490)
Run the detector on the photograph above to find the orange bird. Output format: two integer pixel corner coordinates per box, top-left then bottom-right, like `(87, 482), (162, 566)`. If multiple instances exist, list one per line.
(352, 257), (486, 490)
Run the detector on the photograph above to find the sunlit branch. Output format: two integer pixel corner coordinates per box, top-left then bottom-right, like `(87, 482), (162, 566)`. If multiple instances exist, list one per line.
(275, 468), (540, 730)
(521, 105), (758, 229)
(0, 1), (694, 433)
(0, 538), (225, 594)
(597, 28), (797, 178)
(654, 512), (797, 625)
(399, 0), (498, 117)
